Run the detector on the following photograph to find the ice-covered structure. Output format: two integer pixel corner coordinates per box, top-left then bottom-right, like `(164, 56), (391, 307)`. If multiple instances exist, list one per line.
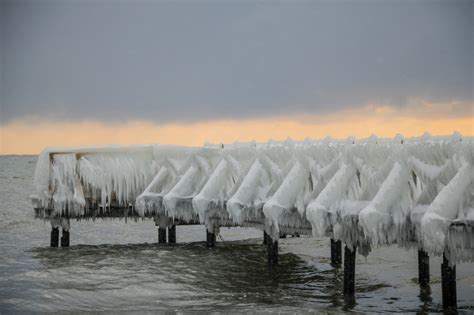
(32, 133), (473, 265)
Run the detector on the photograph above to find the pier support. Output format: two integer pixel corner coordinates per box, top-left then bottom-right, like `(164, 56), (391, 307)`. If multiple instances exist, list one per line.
(418, 250), (430, 286)
(206, 229), (216, 248)
(168, 225), (176, 244)
(158, 227), (167, 244)
(50, 227), (59, 248)
(267, 236), (278, 266)
(343, 245), (356, 295)
(60, 229), (70, 247)
(263, 231), (268, 245)
(330, 239), (342, 267)
(441, 254), (457, 310)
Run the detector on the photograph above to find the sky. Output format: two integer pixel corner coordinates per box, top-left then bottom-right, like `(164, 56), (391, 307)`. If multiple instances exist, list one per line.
(1, 0), (473, 154)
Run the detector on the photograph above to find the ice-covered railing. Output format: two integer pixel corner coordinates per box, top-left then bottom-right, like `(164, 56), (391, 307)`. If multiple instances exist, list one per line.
(421, 161), (473, 264)
(306, 142), (395, 253)
(226, 151), (290, 227)
(33, 145), (157, 214)
(192, 147), (257, 233)
(32, 133), (473, 263)
(135, 145), (202, 221)
(357, 139), (472, 264)
(263, 144), (340, 238)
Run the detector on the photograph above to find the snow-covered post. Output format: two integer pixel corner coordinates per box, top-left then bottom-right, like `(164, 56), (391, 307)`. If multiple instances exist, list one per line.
(418, 250), (429, 286)
(441, 254), (457, 310)
(168, 225), (176, 244)
(331, 239), (342, 267)
(343, 245), (356, 294)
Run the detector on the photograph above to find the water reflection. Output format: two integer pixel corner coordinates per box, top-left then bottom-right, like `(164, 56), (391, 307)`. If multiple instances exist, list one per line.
(418, 285), (433, 314)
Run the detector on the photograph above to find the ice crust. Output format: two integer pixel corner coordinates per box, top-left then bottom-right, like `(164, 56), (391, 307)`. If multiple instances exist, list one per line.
(32, 133), (473, 263)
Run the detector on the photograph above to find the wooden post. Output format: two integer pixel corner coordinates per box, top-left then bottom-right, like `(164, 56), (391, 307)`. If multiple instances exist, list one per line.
(60, 229), (70, 247)
(267, 236), (278, 266)
(206, 229), (216, 248)
(50, 227), (59, 248)
(158, 227), (166, 243)
(418, 250), (430, 286)
(263, 231), (268, 245)
(168, 225), (176, 244)
(343, 245), (356, 295)
(330, 239), (342, 267)
(441, 254), (457, 310)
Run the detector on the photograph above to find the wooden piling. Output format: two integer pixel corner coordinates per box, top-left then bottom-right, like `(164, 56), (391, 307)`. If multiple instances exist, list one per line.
(60, 229), (70, 247)
(267, 236), (278, 266)
(343, 245), (356, 295)
(441, 254), (457, 310)
(263, 231), (268, 245)
(168, 225), (176, 244)
(330, 239), (342, 267)
(206, 229), (216, 248)
(158, 227), (167, 243)
(50, 227), (59, 248)
(418, 250), (430, 286)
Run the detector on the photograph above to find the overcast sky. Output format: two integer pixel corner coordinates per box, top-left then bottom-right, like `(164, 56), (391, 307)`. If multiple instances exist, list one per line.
(1, 0), (472, 125)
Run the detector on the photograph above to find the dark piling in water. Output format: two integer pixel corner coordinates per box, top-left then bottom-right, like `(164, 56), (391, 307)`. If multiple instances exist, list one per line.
(158, 227), (167, 244)
(168, 225), (176, 244)
(343, 245), (356, 295)
(441, 253), (457, 310)
(330, 239), (342, 267)
(263, 231), (268, 245)
(206, 229), (216, 248)
(267, 236), (278, 266)
(50, 227), (59, 248)
(60, 229), (70, 247)
(418, 250), (430, 286)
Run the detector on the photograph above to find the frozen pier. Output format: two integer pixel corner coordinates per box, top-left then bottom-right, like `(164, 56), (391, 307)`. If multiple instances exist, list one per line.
(31, 133), (473, 310)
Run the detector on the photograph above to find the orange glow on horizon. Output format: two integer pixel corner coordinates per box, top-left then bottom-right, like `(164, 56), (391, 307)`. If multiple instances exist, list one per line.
(1, 108), (472, 155)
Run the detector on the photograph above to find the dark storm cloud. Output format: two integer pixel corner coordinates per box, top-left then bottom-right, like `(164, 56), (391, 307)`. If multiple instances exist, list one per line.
(1, 0), (472, 124)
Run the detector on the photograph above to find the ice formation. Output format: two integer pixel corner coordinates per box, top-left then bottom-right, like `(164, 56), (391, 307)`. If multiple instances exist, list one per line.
(32, 133), (473, 263)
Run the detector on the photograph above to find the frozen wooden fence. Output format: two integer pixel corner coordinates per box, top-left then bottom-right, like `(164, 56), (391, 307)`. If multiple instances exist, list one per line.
(31, 133), (473, 310)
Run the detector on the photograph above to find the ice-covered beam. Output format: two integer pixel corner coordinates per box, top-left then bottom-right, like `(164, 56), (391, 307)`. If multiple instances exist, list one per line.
(263, 159), (311, 239)
(306, 163), (355, 237)
(227, 159), (264, 223)
(420, 163), (473, 261)
(226, 156), (280, 225)
(136, 158), (180, 217)
(359, 162), (417, 247)
(192, 156), (244, 229)
(163, 156), (212, 222)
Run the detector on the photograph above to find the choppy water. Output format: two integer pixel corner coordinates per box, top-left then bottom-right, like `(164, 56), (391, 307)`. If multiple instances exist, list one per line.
(0, 156), (473, 313)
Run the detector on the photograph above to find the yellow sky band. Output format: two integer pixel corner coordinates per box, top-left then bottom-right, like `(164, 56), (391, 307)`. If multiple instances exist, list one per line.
(1, 112), (472, 154)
